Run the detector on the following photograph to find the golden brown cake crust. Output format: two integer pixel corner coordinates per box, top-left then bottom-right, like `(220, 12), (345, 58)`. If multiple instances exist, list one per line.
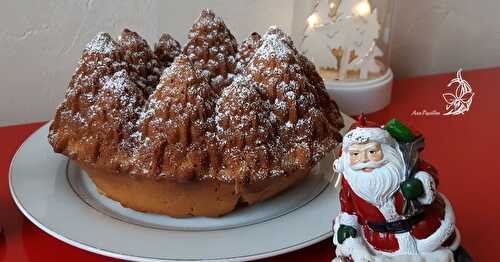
(79, 161), (310, 217)
(154, 33), (181, 69)
(48, 10), (344, 217)
(118, 29), (162, 97)
(235, 32), (261, 74)
(182, 9), (238, 94)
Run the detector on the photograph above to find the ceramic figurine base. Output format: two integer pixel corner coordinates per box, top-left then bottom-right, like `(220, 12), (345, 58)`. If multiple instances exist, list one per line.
(332, 246), (473, 262)
(324, 69), (393, 116)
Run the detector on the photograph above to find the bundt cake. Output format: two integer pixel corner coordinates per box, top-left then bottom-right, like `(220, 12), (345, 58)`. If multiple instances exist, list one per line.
(48, 9), (344, 217)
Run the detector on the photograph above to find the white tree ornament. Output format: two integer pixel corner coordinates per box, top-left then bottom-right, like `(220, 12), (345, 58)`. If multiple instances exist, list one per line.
(301, 0), (384, 80)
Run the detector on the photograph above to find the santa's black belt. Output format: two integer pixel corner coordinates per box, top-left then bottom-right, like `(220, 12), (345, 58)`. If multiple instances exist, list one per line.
(367, 212), (425, 234)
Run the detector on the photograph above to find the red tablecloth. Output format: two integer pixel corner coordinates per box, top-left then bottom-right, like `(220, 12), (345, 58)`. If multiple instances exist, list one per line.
(1, 68), (499, 261)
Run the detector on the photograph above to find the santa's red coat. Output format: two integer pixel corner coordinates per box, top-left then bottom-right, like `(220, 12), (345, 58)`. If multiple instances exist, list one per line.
(339, 160), (456, 253)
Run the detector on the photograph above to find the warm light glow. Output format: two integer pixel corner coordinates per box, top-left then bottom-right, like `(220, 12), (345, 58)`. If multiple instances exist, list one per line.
(329, 2), (335, 9)
(307, 13), (322, 28)
(353, 0), (371, 17)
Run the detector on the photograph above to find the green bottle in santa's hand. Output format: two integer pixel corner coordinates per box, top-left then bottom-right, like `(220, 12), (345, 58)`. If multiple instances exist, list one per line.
(384, 119), (416, 143)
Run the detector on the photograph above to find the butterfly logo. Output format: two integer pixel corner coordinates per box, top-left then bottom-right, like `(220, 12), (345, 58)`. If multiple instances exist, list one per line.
(442, 69), (474, 116)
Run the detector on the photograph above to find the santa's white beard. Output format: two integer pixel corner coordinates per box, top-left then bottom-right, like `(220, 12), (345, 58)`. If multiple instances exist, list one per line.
(339, 144), (406, 206)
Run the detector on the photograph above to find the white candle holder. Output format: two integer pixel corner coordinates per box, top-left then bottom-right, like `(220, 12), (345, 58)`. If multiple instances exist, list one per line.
(300, 0), (396, 115)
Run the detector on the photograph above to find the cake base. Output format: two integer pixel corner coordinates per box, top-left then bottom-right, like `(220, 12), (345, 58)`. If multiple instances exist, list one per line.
(78, 162), (310, 218)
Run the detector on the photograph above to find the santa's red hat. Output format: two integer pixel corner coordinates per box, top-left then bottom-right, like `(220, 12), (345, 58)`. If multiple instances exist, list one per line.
(342, 115), (396, 151)
(347, 114), (381, 130)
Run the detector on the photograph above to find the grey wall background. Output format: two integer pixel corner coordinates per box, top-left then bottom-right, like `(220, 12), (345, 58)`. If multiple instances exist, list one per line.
(392, 0), (500, 78)
(1, 0), (499, 125)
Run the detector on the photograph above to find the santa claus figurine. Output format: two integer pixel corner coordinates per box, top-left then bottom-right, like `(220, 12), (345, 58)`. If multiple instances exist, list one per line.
(332, 116), (471, 261)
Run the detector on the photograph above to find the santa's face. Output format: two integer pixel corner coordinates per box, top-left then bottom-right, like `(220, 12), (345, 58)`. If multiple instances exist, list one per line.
(338, 141), (406, 206)
(348, 142), (384, 172)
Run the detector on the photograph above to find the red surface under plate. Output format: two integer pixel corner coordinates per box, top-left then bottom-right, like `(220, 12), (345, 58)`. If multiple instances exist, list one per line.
(1, 68), (499, 261)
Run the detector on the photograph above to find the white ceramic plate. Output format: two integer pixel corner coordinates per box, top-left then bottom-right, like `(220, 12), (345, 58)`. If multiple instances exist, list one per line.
(9, 114), (353, 261)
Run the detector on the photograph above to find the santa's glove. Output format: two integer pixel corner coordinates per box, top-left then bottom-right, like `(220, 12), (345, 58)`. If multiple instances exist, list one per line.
(337, 225), (357, 244)
(401, 178), (424, 200)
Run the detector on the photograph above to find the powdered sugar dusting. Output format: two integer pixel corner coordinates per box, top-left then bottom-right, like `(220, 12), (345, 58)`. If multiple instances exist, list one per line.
(85, 32), (118, 54)
(236, 32), (261, 73)
(183, 9), (237, 94)
(103, 70), (128, 92)
(118, 29), (163, 96)
(154, 33), (181, 68)
(253, 32), (294, 60)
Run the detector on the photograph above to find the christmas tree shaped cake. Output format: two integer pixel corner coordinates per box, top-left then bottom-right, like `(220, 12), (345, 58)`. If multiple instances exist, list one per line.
(215, 75), (273, 184)
(154, 33), (181, 69)
(246, 27), (341, 171)
(235, 32), (261, 74)
(49, 33), (145, 169)
(117, 29), (162, 97)
(133, 54), (217, 181)
(183, 9), (238, 94)
(298, 53), (344, 129)
(258, 26), (343, 130)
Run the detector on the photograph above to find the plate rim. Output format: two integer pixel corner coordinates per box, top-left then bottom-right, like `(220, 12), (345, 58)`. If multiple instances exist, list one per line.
(10, 183), (332, 262)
